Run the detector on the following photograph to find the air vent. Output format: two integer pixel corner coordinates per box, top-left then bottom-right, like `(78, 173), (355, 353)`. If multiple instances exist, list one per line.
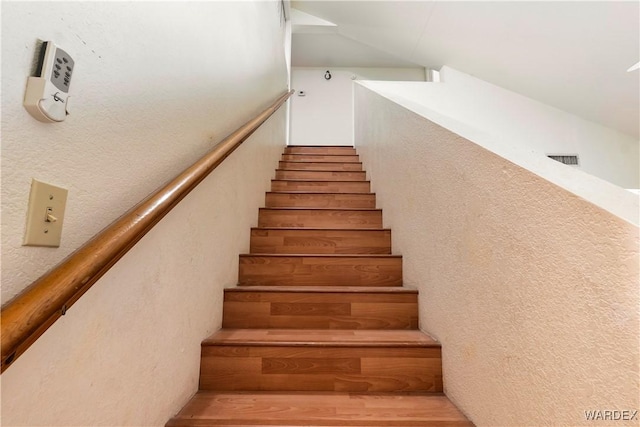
(548, 154), (579, 166)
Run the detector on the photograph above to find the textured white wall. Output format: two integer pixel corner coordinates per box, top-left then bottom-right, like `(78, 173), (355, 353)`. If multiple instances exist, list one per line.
(289, 67), (425, 145)
(1, 2), (287, 425)
(355, 85), (639, 426)
(361, 67), (639, 189)
(1, 1), (288, 303)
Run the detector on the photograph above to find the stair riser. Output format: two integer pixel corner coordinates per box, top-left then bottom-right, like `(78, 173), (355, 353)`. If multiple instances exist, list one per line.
(282, 154), (360, 162)
(271, 181), (371, 193)
(258, 209), (382, 229)
(200, 346), (442, 392)
(265, 193), (375, 208)
(250, 229), (391, 254)
(285, 147), (357, 155)
(276, 170), (366, 181)
(279, 162), (363, 171)
(238, 256), (402, 287)
(223, 291), (418, 329)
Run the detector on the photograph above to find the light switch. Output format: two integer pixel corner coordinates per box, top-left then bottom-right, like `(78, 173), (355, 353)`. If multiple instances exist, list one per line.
(23, 179), (68, 247)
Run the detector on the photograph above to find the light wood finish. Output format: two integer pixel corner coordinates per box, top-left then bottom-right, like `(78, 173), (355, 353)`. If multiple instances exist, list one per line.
(271, 180), (371, 193)
(238, 255), (402, 287)
(203, 329), (438, 346)
(250, 228), (391, 254)
(285, 146), (357, 155)
(282, 154), (360, 162)
(278, 161), (363, 171)
(0, 90), (294, 373)
(275, 170), (366, 181)
(258, 208), (382, 228)
(167, 391), (474, 427)
(265, 193), (376, 208)
(224, 285), (418, 294)
(223, 286), (418, 329)
(200, 329), (441, 392)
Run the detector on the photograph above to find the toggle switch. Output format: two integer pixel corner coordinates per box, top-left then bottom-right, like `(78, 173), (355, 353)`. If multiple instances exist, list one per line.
(23, 179), (68, 247)
(45, 207), (58, 223)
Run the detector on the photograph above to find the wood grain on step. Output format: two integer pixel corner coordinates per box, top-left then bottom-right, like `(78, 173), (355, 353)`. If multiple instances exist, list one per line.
(238, 254), (402, 287)
(258, 208), (382, 229)
(224, 286), (418, 298)
(204, 329), (436, 345)
(265, 193), (375, 208)
(279, 161), (363, 171)
(271, 180), (371, 193)
(204, 346), (438, 358)
(270, 302), (351, 315)
(282, 154), (360, 162)
(200, 347), (441, 392)
(250, 228), (390, 254)
(275, 170), (366, 181)
(223, 302), (418, 330)
(223, 287), (418, 329)
(285, 146), (357, 155)
(262, 357), (361, 374)
(200, 329), (441, 392)
(166, 391), (474, 427)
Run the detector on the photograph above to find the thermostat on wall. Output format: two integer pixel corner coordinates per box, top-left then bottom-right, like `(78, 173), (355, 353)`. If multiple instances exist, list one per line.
(24, 41), (74, 123)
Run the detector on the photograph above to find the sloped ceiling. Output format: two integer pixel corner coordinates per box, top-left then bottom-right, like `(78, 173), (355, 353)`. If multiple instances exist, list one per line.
(291, 0), (640, 138)
(291, 6), (424, 68)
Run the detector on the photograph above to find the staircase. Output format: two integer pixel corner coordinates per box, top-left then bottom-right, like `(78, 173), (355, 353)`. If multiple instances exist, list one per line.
(167, 146), (472, 426)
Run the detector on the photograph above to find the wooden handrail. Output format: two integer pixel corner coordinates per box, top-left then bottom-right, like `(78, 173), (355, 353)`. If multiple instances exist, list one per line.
(1, 89), (294, 373)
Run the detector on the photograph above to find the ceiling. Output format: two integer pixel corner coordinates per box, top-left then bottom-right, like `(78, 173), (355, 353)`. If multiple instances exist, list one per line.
(290, 1), (640, 138)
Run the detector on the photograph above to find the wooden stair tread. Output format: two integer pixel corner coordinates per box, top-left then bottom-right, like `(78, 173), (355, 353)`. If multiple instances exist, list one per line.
(282, 154), (360, 162)
(272, 179), (371, 183)
(284, 150), (357, 155)
(279, 161), (363, 164)
(270, 191), (372, 194)
(240, 253), (400, 258)
(260, 207), (381, 212)
(251, 227), (390, 231)
(279, 160), (362, 166)
(276, 168), (363, 172)
(275, 171), (366, 181)
(203, 329), (438, 347)
(225, 286), (415, 293)
(279, 162), (363, 171)
(266, 192), (375, 195)
(273, 179), (368, 182)
(275, 169), (364, 173)
(167, 391), (473, 426)
(284, 147), (357, 155)
(287, 145), (356, 147)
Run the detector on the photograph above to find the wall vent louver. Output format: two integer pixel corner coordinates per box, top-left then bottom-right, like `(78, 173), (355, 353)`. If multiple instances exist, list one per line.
(547, 154), (579, 166)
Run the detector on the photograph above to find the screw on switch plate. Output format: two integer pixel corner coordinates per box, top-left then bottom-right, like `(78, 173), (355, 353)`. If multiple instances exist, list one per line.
(23, 179), (68, 247)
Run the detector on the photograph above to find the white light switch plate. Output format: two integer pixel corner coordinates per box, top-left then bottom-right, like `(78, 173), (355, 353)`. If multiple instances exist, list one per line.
(23, 179), (68, 247)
